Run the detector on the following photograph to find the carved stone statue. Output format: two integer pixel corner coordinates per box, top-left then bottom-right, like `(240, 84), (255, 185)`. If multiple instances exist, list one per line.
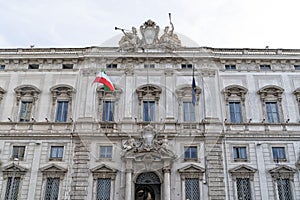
(118, 27), (140, 51)
(159, 20), (181, 49)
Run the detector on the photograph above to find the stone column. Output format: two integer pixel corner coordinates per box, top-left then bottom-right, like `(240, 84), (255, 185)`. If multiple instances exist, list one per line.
(125, 169), (133, 200)
(163, 168), (171, 200)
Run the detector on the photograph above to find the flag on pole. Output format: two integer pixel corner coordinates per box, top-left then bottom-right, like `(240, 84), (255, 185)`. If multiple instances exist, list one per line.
(192, 76), (197, 106)
(93, 71), (115, 91)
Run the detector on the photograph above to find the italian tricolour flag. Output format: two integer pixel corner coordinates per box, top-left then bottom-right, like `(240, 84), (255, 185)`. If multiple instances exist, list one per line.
(93, 71), (115, 91)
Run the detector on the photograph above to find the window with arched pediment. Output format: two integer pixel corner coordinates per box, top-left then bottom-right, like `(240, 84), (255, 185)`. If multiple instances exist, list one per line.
(97, 86), (122, 122)
(176, 85), (201, 122)
(50, 85), (75, 122)
(223, 85), (248, 123)
(293, 88), (300, 118)
(258, 85), (284, 123)
(14, 85), (41, 122)
(136, 84), (162, 122)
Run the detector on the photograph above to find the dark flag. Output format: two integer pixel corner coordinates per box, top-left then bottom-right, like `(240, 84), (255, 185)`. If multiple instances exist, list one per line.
(192, 76), (196, 106)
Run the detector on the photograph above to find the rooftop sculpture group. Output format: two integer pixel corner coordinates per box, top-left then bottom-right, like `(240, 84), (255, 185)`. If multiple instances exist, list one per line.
(116, 14), (181, 52)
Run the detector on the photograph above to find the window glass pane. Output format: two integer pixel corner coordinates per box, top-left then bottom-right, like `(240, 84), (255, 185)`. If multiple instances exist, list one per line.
(233, 147), (247, 160)
(100, 146), (112, 158)
(183, 102), (195, 122)
(143, 101), (155, 121)
(272, 147), (286, 160)
(229, 102), (242, 123)
(12, 146), (25, 160)
(19, 101), (33, 122)
(5, 177), (20, 200)
(50, 146), (64, 159)
(97, 178), (111, 200)
(45, 177), (60, 200)
(102, 101), (114, 121)
(185, 178), (200, 200)
(184, 146), (197, 159)
(236, 178), (252, 200)
(56, 101), (68, 122)
(266, 102), (279, 123)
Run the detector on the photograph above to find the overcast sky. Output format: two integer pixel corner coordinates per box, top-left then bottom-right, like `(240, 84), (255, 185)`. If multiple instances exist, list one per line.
(0, 0), (299, 49)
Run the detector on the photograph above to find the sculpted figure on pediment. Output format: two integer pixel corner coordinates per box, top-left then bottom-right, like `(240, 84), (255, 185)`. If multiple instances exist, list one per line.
(159, 18), (181, 49)
(118, 26), (141, 52)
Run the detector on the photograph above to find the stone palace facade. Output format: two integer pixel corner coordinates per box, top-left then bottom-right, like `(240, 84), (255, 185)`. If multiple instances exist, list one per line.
(0, 19), (300, 200)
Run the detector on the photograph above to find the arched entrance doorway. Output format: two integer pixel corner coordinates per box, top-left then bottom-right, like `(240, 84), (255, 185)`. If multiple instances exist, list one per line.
(135, 172), (161, 200)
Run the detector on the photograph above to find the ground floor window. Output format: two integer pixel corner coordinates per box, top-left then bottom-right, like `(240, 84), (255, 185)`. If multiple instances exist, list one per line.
(5, 177), (20, 200)
(236, 178), (252, 200)
(44, 177), (60, 200)
(97, 178), (111, 200)
(185, 178), (200, 200)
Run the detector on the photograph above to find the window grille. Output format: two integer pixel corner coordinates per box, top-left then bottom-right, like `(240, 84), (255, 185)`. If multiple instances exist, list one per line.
(102, 101), (114, 121)
(229, 102), (242, 123)
(236, 178), (252, 200)
(44, 177), (60, 200)
(56, 101), (69, 122)
(185, 178), (200, 200)
(277, 178), (293, 200)
(143, 101), (155, 121)
(5, 177), (21, 200)
(183, 102), (195, 122)
(100, 146), (112, 158)
(97, 178), (111, 200)
(19, 101), (33, 122)
(266, 102), (280, 123)
(12, 146), (25, 160)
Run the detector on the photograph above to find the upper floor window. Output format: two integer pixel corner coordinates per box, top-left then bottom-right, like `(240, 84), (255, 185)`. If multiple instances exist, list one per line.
(102, 101), (114, 121)
(223, 85), (247, 123)
(97, 86), (122, 123)
(184, 146), (197, 160)
(144, 64), (155, 68)
(294, 65), (300, 70)
(28, 64), (39, 69)
(181, 64), (193, 69)
(106, 64), (117, 69)
(19, 101), (33, 122)
(62, 64), (73, 69)
(258, 85), (284, 123)
(14, 85), (41, 122)
(50, 146), (64, 161)
(99, 146), (113, 159)
(229, 102), (242, 123)
(50, 85), (75, 122)
(183, 102), (195, 122)
(56, 101), (69, 122)
(225, 64), (236, 70)
(0, 64), (5, 70)
(260, 64), (271, 70)
(272, 147), (286, 162)
(176, 85), (201, 123)
(266, 102), (280, 123)
(12, 146), (26, 161)
(143, 100), (155, 121)
(136, 84), (161, 123)
(233, 146), (247, 161)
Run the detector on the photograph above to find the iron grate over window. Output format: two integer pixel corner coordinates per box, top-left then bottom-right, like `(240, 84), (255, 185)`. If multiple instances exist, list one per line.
(236, 178), (252, 200)
(5, 177), (21, 200)
(185, 178), (200, 200)
(97, 178), (111, 200)
(277, 178), (293, 200)
(44, 177), (60, 200)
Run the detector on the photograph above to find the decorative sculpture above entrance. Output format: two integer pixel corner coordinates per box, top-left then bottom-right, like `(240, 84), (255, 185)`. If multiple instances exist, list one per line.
(116, 14), (181, 52)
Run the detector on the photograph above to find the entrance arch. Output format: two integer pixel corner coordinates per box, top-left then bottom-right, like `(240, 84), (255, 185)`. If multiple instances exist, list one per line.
(135, 172), (161, 200)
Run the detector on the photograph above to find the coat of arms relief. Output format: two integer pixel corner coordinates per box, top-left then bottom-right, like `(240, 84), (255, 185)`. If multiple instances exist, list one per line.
(116, 16), (181, 52)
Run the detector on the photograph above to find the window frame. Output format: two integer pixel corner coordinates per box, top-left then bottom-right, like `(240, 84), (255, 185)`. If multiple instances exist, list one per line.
(183, 101), (196, 122)
(272, 146), (287, 162)
(184, 146), (198, 161)
(18, 101), (33, 122)
(233, 146), (248, 162)
(229, 101), (243, 123)
(99, 145), (113, 159)
(49, 146), (64, 161)
(260, 64), (271, 70)
(181, 63), (193, 69)
(102, 100), (115, 122)
(225, 64), (237, 70)
(265, 101), (280, 123)
(11, 145), (26, 161)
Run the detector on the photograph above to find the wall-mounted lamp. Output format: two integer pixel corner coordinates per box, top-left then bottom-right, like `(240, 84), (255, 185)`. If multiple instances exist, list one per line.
(286, 119), (290, 123)
(248, 118), (252, 123)
(8, 117), (12, 122)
